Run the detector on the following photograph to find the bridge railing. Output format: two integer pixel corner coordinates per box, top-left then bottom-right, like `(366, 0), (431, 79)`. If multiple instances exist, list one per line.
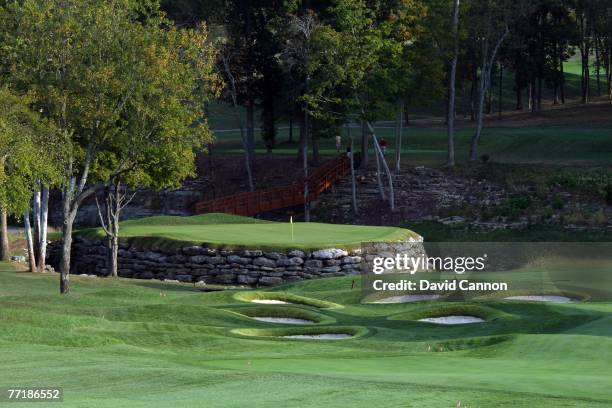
(193, 155), (350, 216)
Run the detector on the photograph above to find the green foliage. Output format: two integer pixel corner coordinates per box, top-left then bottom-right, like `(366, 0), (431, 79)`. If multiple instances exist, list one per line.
(1, 0), (220, 193)
(0, 86), (63, 215)
(553, 170), (612, 198)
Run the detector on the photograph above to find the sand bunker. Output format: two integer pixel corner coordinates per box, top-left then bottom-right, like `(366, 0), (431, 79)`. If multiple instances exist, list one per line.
(505, 295), (576, 303)
(251, 299), (290, 304)
(373, 294), (441, 304)
(418, 315), (485, 324)
(252, 317), (314, 325)
(282, 334), (353, 339)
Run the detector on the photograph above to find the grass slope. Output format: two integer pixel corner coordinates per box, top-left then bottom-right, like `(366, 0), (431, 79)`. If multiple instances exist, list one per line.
(213, 126), (612, 165)
(1, 262), (612, 407)
(77, 214), (417, 251)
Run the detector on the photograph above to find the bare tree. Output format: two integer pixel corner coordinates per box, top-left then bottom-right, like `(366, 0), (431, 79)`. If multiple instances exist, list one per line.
(363, 115), (395, 212)
(95, 182), (135, 277)
(284, 13), (317, 222)
(469, 9), (511, 161)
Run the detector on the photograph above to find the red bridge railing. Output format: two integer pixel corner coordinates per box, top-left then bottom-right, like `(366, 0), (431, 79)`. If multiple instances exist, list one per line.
(193, 155), (351, 216)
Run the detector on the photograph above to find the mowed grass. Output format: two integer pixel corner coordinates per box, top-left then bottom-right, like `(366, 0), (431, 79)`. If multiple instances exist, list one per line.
(77, 214), (417, 251)
(213, 125), (612, 165)
(1, 261), (612, 407)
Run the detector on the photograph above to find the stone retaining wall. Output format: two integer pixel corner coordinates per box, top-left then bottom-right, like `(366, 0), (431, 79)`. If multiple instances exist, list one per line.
(47, 237), (367, 286)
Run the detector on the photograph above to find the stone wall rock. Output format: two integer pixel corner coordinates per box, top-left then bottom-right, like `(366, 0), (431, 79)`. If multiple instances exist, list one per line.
(46, 235), (421, 287)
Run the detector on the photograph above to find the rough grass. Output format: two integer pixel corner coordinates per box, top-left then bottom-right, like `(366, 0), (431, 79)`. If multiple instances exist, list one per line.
(76, 213), (418, 251)
(1, 262), (612, 407)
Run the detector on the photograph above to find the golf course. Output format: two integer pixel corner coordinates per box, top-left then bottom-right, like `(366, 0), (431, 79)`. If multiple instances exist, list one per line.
(1, 259), (611, 407)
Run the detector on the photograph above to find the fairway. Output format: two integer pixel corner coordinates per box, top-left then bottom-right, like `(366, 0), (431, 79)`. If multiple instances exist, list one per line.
(1, 262), (612, 407)
(79, 214), (417, 250)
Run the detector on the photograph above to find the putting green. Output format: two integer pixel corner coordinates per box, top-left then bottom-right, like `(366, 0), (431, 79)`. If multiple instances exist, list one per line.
(1, 262), (611, 407)
(78, 213), (418, 250)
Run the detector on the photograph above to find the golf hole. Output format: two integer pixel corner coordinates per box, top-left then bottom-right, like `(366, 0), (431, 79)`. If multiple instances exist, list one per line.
(373, 294), (441, 303)
(418, 315), (485, 325)
(505, 295), (577, 303)
(281, 333), (353, 339)
(252, 317), (315, 325)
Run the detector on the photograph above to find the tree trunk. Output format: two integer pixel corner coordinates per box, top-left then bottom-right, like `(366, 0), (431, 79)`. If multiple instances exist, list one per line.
(369, 124), (395, 212)
(60, 205), (75, 294)
(498, 63), (503, 119)
(579, 12), (590, 104)
(303, 109), (310, 222)
(107, 184), (121, 278)
(374, 133), (385, 201)
(297, 115), (305, 160)
(59, 149), (95, 294)
(446, 0), (460, 167)
(537, 77), (542, 111)
(33, 188), (41, 266)
(288, 114), (293, 143)
(595, 39), (601, 96)
(528, 82), (533, 112)
(469, 27), (509, 161)
(240, 126), (255, 192)
(347, 123), (357, 215)
(360, 121), (368, 167)
(24, 208), (37, 273)
(1, 209), (9, 262)
(246, 100), (255, 160)
(311, 133), (320, 166)
(395, 101), (404, 172)
(469, 62), (477, 121)
(560, 59), (566, 104)
(515, 73), (523, 110)
(38, 185), (49, 272)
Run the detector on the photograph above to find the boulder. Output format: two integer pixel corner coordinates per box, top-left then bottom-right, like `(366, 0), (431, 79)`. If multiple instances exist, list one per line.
(263, 251), (284, 260)
(182, 246), (203, 256)
(287, 250), (306, 258)
(258, 276), (283, 286)
(241, 249), (263, 257)
(342, 256), (362, 264)
(312, 248), (348, 259)
(253, 257), (276, 268)
(277, 257), (304, 267)
(304, 259), (323, 268)
(190, 255), (209, 264)
(227, 255), (251, 265)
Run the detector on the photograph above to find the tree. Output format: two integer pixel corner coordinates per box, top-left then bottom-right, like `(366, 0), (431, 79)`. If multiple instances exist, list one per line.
(218, 43), (255, 192)
(224, 0), (288, 162)
(1, 0), (213, 293)
(0, 87), (63, 271)
(447, 0), (461, 166)
(91, 23), (220, 278)
(468, 0), (523, 161)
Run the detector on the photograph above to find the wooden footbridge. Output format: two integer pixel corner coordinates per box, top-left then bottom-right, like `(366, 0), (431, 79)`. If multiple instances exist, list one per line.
(193, 155), (351, 216)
